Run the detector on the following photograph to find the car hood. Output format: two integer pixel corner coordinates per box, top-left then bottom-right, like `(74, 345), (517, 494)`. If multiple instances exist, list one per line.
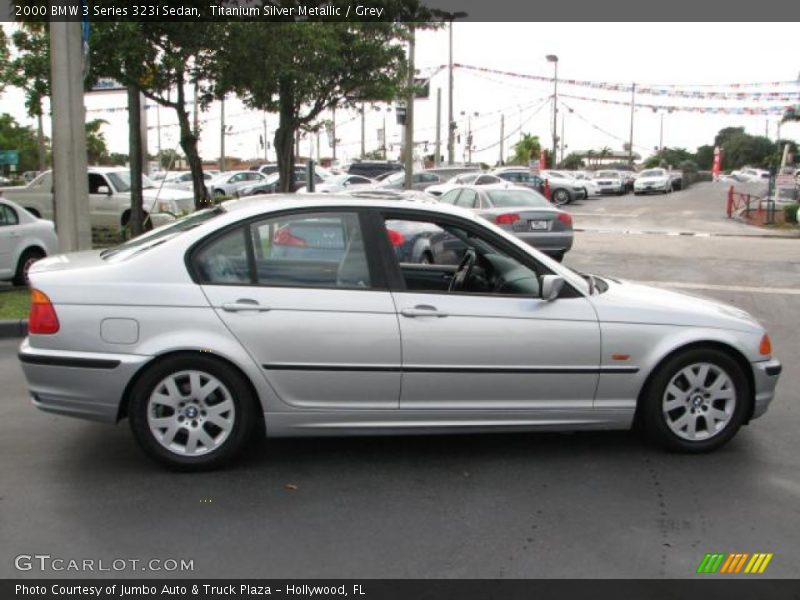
(137, 187), (195, 213)
(590, 278), (761, 333)
(636, 176), (668, 184)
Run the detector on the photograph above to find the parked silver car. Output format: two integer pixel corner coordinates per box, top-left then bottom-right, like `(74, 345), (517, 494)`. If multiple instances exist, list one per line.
(438, 185), (573, 261)
(206, 171), (266, 199)
(19, 196), (781, 469)
(0, 198), (58, 285)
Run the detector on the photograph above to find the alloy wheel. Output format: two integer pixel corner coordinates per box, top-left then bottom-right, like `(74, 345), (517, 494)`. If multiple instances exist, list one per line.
(662, 362), (736, 441)
(147, 370), (236, 456)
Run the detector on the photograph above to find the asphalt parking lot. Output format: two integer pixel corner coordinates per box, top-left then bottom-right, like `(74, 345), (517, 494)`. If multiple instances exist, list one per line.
(1, 182), (799, 579)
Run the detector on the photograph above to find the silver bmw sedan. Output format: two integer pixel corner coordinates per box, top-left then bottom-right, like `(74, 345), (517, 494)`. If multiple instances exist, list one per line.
(18, 196), (781, 469)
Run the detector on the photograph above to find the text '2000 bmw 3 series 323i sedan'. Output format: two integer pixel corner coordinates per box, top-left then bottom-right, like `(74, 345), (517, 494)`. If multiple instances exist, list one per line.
(18, 195), (781, 469)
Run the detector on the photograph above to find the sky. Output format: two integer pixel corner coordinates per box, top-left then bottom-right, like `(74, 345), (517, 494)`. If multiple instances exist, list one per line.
(1, 22), (799, 168)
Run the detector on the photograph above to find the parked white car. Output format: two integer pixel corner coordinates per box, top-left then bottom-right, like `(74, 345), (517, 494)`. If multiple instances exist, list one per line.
(206, 171), (267, 199)
(634, 168), (672, 195)
(539, 170), (587, 205)
(0, 198), (58, 286)
(735, 168), (771, 183)
(296, 173), (375, 194)
(568, 171), (601, 197)
(426, 172), (504, 197)
(593, 170), (626, 195)
(0, 168), (195, 231)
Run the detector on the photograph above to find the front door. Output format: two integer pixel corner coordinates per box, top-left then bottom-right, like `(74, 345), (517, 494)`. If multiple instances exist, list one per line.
(194, 209), (401, 410)
(379, 211), (601, 411)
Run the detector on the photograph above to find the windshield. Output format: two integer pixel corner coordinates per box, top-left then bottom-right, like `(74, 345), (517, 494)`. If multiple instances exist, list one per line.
(100, 207), (224, 260)
(106, 171), (157, 192)
(486, 189), (551, 208)
(639, 169), (665, 177)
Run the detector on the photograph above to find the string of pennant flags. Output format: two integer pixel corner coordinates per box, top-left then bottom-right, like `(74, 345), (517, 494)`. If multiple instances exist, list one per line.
(449, 64), (800, 100)
(558, 93), (794, 116)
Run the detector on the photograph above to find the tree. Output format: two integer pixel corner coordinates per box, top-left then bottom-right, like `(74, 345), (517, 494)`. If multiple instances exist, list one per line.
(560, 152), (585, 170)
(156, 148), (184, 170)
(642, 147), (694, 169)
(217, 21), (411, 192)
(5, 24), (50, 171)
(509, 133), (541, 165)
(90, 20), (227, 208)
(0, 113), (42, 173)
(695, 145), (714, 170)
(85, 119), (109, 165)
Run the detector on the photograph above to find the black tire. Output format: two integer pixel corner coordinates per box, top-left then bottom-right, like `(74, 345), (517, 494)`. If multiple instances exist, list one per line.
(128, 355), (260, 470)
(214, 189), (226, 200)
(13, 247), (45, 287)
(24, 207), (41, 218)
(551, 188), (570, 206)
(550, 252), (565, 262)
(639, 348), (749, 453)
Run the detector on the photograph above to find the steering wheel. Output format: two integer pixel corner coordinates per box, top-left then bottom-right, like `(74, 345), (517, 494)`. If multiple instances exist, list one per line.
(448, 248), (477, 292)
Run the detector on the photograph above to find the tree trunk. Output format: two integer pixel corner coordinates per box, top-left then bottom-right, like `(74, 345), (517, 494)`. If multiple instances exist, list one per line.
(36, 110), (46, 172)
(175, 79), (209, 209)
(127, 85), (144, 237)
(275, 84), (295, 193)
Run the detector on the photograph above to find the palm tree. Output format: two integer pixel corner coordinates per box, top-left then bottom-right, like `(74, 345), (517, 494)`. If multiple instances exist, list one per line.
(510, 133), (541, 166)
(586, 149), (596, 167)
(599, 146), (612, 165)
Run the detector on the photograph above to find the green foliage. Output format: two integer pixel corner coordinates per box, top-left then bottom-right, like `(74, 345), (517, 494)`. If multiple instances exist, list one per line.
(695, 145), (714, 170)
(509, 133), (541, 165)
(559, 152), (585, 170)
(85, 119), (109, 165)
(642, 147), (695, 169)
(0, 113), (42, 173)
(157, 149), (184, 170)
(6, 24), (50, 118)
(783, 203), (799, 224)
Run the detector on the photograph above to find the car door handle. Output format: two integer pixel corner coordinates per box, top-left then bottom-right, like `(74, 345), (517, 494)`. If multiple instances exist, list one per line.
(401, 305), (448, 318)
(221, 299), (271, 312)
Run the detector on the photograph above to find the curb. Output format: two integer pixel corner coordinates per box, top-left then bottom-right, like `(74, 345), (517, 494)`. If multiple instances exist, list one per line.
(0, 320), (28, 339)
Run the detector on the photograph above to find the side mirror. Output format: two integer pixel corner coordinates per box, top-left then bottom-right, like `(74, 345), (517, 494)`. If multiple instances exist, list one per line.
(97, 185), (111, 195)
(540, 275), (565, 301)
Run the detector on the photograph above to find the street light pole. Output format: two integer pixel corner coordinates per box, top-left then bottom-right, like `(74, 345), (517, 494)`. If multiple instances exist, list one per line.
(444, 11), (467, 165)
(628, 83), (636, 165)
(404, 25), (415, 190)
(546, 54), (558, 168)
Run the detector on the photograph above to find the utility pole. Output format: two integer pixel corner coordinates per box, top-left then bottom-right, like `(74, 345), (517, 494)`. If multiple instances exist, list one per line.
(49, 21), (90, 252)
(263, 112), (268, 162)
(499, 114), (504, 166)
(156, 104), (162, 160)
(382, 110), (387, 159)
(128, 85), (144, 237)
(193, 80), (199, 136)
(219, 96), (226, 172)
(332, 106), (337, 162)
(404, 25), (415, 190)
(560, 112), (565, 164)
(659, 112), (664, 151)
(36, 113), (46, 172)
(445, 15), (466, 165)
(434, 88), (442, 167)
(546, 54), (559, 167)
(360, 103), (366, 159)
(467, 113), (473, 164)
(628, 83), (636, 165)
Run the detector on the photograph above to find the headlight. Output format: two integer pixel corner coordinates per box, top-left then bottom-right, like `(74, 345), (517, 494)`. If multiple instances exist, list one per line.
(157, 201), (175, 212)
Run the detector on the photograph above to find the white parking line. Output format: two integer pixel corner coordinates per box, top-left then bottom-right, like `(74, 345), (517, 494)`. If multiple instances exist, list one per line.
(636, 280), (800, 296)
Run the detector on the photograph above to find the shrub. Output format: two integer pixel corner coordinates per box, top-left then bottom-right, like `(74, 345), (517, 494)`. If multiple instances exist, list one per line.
(783, 203), (799, 224)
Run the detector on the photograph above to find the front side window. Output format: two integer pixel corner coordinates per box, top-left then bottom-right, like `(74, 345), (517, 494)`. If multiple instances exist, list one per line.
(383, 215), (541, 297)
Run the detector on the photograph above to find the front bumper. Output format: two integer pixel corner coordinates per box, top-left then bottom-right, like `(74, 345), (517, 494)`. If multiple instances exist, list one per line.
(751, 358), (782, 419)
(18, 339), (151, 423)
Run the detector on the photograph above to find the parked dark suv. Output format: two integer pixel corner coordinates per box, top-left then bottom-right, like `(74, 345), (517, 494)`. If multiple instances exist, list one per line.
(347, 160), (403, 179)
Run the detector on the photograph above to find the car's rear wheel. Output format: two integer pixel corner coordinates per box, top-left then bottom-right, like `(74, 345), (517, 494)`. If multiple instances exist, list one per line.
(639, 348), (749, 453)
(128, 355), (259, 470)
(13, 248), (45, 286)
(551, 188), (570, 206)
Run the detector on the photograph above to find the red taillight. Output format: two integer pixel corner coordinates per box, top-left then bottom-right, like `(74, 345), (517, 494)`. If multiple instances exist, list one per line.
(387, 229), (406, 247)
(495, 213), (520, 225)
(273, 226), (306, 247)
(28, 289), (59, 335)
(558, 212), (573, 227)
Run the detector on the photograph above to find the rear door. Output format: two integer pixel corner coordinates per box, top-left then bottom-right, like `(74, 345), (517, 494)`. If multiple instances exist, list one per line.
(195, 208), (401, 410)
(0, 203), (19, 276)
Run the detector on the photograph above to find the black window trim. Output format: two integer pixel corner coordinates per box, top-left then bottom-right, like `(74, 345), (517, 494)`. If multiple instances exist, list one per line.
(0, 203), (19, 226)
(185, 206), (388, 292)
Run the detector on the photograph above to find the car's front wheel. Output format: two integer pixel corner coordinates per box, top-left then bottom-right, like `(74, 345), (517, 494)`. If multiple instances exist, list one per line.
(128, 355), (260, 470)
(639, 348), (749, 453)
(551, 188), (570, 206)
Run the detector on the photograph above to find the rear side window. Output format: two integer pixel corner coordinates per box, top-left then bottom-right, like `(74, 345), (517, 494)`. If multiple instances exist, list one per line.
(0, 204), (19, 226)
(193, 211), (372, 290)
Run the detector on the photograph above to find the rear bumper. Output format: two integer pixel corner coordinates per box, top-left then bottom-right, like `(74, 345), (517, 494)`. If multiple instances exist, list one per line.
(18, 338), (150, 423)
(513, 231), (574, 255)
(751, 358), (782, 419)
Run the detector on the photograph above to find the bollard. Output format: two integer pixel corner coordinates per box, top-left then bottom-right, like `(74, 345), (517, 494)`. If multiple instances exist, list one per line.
(726, 185), (734, 218)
